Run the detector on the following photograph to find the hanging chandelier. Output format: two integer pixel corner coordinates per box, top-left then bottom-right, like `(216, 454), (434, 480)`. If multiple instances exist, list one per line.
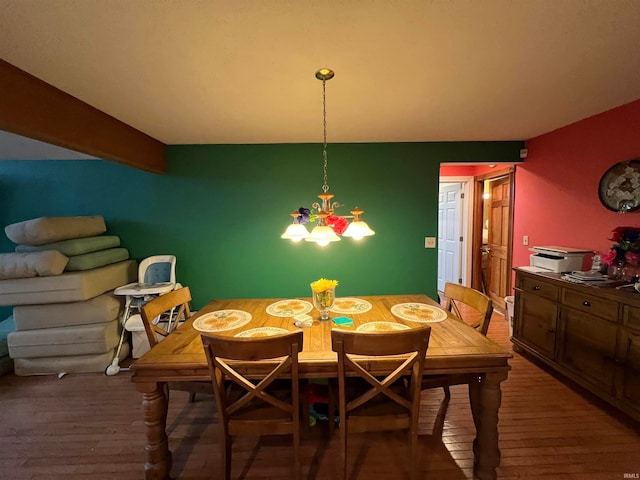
(280, 68), (375, 247)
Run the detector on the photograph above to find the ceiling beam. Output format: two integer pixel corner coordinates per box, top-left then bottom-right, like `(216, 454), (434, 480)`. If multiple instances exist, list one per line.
(0, 59), (166, 173)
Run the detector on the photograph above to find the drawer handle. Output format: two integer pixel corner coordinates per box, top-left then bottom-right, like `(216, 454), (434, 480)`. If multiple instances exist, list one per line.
(533, 285), (541, 291)
(583, 300), (591, 307)
(547, 328), (556, 333)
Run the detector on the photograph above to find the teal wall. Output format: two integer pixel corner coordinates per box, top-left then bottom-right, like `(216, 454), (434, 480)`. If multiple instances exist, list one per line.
(0, 141), (522, 314)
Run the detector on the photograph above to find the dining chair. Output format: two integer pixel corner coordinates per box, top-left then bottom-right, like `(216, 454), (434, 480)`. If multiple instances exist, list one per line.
(140, 286), (211, 402)
(201, 330), (304, 480)
(421, 283), (493, 434)
(331, 326), (431, 480)
(442, 281), (494, 335)
(139, 285), (193, 347)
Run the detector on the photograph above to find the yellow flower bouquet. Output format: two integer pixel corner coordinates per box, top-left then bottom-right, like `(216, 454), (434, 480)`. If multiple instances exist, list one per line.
(310, 278), (338, 320)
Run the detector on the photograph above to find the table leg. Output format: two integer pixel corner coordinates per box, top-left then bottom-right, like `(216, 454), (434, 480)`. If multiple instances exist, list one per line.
(469, 371), (508, 480)
(137, 381), (172, 480)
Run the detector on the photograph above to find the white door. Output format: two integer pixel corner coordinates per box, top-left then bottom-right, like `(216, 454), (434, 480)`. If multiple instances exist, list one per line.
(438, 183), (462, 292)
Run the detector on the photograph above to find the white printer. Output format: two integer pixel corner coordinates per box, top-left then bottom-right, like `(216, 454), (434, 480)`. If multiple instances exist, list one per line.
(529, 246), (592, 273)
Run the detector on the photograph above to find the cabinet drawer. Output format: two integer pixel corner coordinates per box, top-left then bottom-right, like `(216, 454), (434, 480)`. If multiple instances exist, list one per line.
(520, 276), (559, 302)
(562, 288), (619, 322)
(623, 305), (640, 332)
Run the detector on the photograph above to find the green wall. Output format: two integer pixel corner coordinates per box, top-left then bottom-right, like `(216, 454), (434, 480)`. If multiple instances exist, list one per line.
(0, 141), (522, 314)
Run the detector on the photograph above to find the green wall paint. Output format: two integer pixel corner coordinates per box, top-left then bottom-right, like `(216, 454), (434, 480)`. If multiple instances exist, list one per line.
(0, 141), (522, 314)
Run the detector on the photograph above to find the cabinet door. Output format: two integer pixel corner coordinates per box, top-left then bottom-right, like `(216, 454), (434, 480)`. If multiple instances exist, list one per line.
(616, 329), (640, 415)
(558, 307), (617, 395)
(518, 292), (557, 359)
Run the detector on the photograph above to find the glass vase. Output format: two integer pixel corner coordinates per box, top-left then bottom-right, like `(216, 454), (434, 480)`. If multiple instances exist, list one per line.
(607, 262), (624, 280)
(621, 263), (640, 283)
(312, 287), (336, 321)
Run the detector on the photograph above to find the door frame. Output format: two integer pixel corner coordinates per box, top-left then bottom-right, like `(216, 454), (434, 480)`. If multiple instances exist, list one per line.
(471, 166), (516, 306)
(437, 176), (475, 288)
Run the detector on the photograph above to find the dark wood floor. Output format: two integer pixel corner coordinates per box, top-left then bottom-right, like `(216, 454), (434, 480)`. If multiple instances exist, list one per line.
(1, 311), (639, 480)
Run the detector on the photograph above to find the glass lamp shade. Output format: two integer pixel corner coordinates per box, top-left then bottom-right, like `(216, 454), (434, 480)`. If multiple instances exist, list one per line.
(305, 225), (341, 247)
(280, 223), (309, 242)
(342, 220), (375, 240)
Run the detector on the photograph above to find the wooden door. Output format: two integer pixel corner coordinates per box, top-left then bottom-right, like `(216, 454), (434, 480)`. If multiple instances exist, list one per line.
(487, 176), (511, 309)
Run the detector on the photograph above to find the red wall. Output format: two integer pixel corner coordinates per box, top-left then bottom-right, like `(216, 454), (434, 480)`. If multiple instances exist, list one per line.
(513, 99), (640, 270)
(440, 164), (502, 177)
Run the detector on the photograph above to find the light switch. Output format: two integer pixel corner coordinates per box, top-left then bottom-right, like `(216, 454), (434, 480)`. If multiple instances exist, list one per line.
(425, 237), (436, 248)
(523, 235), (529, 246)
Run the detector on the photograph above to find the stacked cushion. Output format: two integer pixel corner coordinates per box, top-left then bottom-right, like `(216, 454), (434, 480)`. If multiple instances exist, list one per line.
(13, 344), (130, 376)
(15, 235), (120, 255)
(65, 247), (129, 271)
(0, 260), (137, 306)
(8, 320), (120, 358)
(5, 216), (106, 246)
(13, 293), (123, 330)
(1, 216), (137, 376)
(0, 251), (69, 279)
(0, 316), (15, 375)
(14, 235), (128, 272)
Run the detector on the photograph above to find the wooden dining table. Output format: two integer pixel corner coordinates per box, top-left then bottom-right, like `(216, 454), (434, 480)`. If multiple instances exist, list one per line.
(131, 294), (511, 480)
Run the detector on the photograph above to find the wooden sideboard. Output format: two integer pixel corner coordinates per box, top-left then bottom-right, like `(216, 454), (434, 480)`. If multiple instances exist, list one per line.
(513, 268), (640, 422)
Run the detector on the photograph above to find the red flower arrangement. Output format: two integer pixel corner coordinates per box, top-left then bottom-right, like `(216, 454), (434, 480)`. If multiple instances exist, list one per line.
(602, 226), (640, 266)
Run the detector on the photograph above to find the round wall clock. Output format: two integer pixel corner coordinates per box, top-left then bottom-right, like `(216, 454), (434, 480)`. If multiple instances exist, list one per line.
(598, 159), (640, 212)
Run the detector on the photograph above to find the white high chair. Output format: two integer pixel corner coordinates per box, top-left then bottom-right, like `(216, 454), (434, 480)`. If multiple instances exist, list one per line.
(106, 255), (178, 376)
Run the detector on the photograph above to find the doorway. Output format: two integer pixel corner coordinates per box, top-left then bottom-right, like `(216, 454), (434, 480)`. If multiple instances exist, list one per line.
(438, 167), (515, 312)
(472, 168), (515, 311)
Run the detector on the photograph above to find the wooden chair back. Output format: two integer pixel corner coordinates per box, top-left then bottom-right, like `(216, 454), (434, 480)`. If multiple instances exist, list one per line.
(443, 282), (493, 336)
(331, 326), (431, 480)
(140, 286), (192, 348)
(201, 330), (304, 480)
(140, 286), (210, 402)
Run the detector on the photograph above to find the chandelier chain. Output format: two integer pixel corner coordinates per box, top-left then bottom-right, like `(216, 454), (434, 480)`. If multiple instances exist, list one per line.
(322, 79), (329, 193)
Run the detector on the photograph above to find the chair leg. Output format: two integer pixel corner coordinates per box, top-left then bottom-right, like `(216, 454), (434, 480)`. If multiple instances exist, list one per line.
(300, 379), (310, 431)
(339, 418), (348, 480)
(188, 392), (197, 403)
(293, 420), (302, 480)
(409, 427), (418, 480)
(328, 378), (338, 435)
(223, 433), (232, 480)
(443, 384), (451, 399)
(432, 392), (450, 437)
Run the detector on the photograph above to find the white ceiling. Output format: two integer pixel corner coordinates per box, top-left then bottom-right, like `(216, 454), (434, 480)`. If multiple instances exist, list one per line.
(0, 131), (97, 160)
(1, 0), (640, 157)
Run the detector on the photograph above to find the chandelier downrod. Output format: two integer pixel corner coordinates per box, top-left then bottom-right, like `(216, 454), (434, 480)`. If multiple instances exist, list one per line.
(320, 69), (332, 194)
